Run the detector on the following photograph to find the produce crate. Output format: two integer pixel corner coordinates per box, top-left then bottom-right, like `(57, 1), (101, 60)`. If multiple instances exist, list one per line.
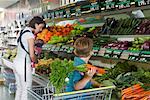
(28, 85), (115, 100)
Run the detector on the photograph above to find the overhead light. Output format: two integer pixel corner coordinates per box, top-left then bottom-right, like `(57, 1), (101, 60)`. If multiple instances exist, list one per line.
(0, 8), (4, 12)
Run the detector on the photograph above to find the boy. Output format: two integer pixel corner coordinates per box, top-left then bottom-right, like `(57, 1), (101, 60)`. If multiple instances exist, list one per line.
(66, 37), (100, 92)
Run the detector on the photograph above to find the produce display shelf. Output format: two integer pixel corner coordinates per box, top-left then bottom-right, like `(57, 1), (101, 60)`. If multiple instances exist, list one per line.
(100, 55), (150, 64)
(91, 56), (150, 69)
(42, 44), (150, 62)
(7, 44), (17, 46)
(8, 36), (17, 38)
(101, 35), (150, 38)
(43, 43), (147, 52)
(81, 23), (104, 28)
(98, 5), (150, 16)
(44, 5), (150, 24)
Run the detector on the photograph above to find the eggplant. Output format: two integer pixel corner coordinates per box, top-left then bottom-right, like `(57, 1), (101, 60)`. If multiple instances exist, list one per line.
(119, 47), (128, 50)
(141, 41), (150, 50)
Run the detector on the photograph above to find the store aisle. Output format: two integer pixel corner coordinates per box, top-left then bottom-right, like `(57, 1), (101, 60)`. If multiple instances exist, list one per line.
(0, 85), (15, 100)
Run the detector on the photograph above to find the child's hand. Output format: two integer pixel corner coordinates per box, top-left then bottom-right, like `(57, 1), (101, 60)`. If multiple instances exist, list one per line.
(85, 68), (96, 79)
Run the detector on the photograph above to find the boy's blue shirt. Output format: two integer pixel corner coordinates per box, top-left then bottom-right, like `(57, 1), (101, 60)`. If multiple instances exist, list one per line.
(65, 57), (92, 92)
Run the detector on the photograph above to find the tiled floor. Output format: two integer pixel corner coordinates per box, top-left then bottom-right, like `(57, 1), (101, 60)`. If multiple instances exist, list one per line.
(0, 85), (15, 100)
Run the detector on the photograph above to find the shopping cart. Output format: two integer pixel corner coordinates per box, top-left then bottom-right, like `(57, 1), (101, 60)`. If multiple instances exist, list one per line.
(28, 85), (115, 100)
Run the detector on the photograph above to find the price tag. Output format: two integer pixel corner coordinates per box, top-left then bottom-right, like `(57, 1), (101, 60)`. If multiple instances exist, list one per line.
(65, 8), (71, 18)
(90, 2), (99, 11)
(117, 0), (130, 9)
(51, 45), (56, 51)
(139, 51), (150, 62)
(112, 50), (123, 58)
(98, 48), (106, 56)
(75, 6), (81, 17)
(43, 13), (47, 19)
(42, 44), (52, 50)
(147, 0), (150, 5)
(120, 51), (130, 59)
(59, 46), (65, 51)
(51, 12), (55, 19)
(105, 0), (115, 10)
(48, 13), (51, 18)
(59, 10), (64, 18)
(46, 47), (51, 50)
(104, 48), (113, 58)
(55, 11), (60, 18)
(64, 46), (70, 52)
(93, 47), (100, 56)
(128, 50), (140, 61)
(67, 47), (74, 53)
(135, 0), (147, 6)
(54, 46), (61, 51)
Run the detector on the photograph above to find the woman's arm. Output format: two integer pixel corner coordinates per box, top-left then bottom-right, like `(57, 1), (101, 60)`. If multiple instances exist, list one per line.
(28, 38), (36, 62)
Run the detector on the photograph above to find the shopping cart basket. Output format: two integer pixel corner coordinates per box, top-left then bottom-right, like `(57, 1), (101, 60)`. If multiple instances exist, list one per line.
(28, 85), (115, 100)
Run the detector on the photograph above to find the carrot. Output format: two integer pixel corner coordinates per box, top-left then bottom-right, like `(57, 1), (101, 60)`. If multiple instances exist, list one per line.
(123, 91), (150, 100)
(122, 88), (144, 96)
(122, 84), (142, 94)
(140, 95), (150, 100)
(85, 64), (106, 74)
(122, 87), (143, 95)
(122, 84), (141, 92)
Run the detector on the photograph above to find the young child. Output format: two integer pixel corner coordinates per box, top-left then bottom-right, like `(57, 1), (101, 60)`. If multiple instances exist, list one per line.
(66, 37), (100, 92)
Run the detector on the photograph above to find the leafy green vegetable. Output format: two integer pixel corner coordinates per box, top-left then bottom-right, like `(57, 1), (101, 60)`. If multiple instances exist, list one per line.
(49, 58), (87, 93)
(94, 61), (150, 90)
(108, 61), (137, 79)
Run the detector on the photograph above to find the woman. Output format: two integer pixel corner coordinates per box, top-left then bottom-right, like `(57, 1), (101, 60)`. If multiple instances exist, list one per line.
(13, 16), (45, 100)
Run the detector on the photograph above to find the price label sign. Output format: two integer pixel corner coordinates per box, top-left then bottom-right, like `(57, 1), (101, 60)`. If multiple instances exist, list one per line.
(65, 8), (71, 18)
(105, 0), (115, 10)
(117, 0), (130, 9)
(103, 48), (113, 58)
(48, 13), (51, 18)
(139, 51), (150, 62)
(43, 13), (47, 19)
(55, 11), (60, 18)
(64, 46), (70, 52)
(92, 47), (100, 56)
(147, 0), (150, 5)
(67, 47), (74, 53)
(75, 6), (81, 17)
(128, 50), (140, 61)
(120, 51), (130, 60)
(59, 10), (64, 18)
(51, 12), (55, 19)
(98, 48), (106, 56)
(51, 45), (56, 51)
(135, 0), (147, 6)
(112, 50), (123, 58)
(90, 2), (100, 11)
(54, 46), (61, 51)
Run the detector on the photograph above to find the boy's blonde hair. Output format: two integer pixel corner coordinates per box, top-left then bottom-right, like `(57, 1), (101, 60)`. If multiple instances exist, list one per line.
(74, 37), (93, 57)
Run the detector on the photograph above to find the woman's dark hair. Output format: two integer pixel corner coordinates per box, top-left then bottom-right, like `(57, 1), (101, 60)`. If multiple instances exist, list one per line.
(28, 16), (46, 29)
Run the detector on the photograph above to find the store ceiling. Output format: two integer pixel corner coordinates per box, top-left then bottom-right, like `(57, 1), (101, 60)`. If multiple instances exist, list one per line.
(0, 0), (19, 8)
